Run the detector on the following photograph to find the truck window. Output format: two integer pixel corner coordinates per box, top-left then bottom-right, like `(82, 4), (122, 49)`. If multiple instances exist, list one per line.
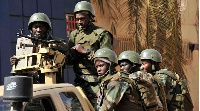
(60, 92), (83, 111)
(24, 96), (56, 111)
(0, 97), (11, 111)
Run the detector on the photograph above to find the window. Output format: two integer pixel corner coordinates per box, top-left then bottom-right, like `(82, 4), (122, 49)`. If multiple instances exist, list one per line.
(0, 97), (11, 111)
(60, 92), (83, 111)
(66, 14), (76, 37)
(24, 97), (56, 111)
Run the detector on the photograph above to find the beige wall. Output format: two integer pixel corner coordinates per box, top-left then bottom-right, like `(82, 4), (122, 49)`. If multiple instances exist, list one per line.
(91, 1), (113, 32)
(91, 0), (199, 110)
(181, 0), (199, 110)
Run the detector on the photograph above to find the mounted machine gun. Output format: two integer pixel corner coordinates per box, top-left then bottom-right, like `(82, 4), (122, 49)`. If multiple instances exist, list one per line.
(12, 29), (67, 84)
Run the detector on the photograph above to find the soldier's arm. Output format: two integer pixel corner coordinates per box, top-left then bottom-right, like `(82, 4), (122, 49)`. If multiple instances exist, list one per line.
(99, 80), (129, 111)
(99, 31), (113, 49)
(68, 32), (76, 51)
(65, 32), (76, 65)
(168, 79), (194, 111)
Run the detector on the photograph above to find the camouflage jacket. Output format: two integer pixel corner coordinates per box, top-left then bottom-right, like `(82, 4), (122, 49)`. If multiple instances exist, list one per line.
(67, 23), (113, 81)
(154, 69), (193, 111)
(97, 71), (130, 111)
(129, 71), (162, 111)
(97, 71), (160, 111)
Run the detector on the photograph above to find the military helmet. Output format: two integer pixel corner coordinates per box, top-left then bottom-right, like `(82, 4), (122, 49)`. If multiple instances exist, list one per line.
(140, 49), (162, 63)
(28, 12), (51, 31)
(118, 50), (141, 65)
(94, 48), (117, 64)
(74, 1), (95, 17)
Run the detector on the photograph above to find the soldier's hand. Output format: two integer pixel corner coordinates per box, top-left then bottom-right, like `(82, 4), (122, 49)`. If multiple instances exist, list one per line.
(72, 44), (86, 54)
(10, 55), (18, 66)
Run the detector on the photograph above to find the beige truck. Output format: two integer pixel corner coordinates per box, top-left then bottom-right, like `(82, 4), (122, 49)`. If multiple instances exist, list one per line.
(0, 83), (95, 111)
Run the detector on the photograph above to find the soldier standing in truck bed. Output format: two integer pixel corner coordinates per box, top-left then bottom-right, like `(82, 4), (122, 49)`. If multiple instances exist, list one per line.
(66, 1), (113, 106)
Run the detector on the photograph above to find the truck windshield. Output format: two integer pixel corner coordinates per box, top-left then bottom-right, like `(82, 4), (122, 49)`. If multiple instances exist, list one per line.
(24, 96), (56, 111)
(60, 92), (83, 111)
(0, 97), (11, 111)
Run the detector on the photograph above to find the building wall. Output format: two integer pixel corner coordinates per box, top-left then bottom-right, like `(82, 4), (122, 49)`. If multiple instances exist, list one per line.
(0, 0), (89, 85)
(180, 0), (199, 110)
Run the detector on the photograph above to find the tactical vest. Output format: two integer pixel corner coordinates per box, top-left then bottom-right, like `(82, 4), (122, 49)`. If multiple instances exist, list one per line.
(129, 71), (159, 111)
(153, 75), (168, 111)
(99, 73), (117, 95)
(100, 71), (158, 111)
(155, 69), (194, 111)
(170, 79), (194, 111)
(155, 69), (177, 102)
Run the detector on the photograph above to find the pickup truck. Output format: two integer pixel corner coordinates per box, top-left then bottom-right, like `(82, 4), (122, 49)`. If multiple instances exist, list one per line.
(0, 83), (95, 111)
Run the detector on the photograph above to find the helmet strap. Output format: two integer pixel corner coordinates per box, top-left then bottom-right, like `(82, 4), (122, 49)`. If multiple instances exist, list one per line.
(152, 64), (155, 71)
(98, 70), (109, 80)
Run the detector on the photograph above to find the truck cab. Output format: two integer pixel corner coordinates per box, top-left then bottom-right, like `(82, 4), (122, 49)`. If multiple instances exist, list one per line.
(0, 83), (95, 111)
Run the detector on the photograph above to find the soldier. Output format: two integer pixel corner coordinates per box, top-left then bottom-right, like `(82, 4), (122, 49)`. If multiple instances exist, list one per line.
(66, 1), (113, 105)
(10, 12), (67, 83)
(118, 50), (161, 111)
(94, 48), (156, 111)
(118, 50), (141, 73)
(140, 49), (194, 111)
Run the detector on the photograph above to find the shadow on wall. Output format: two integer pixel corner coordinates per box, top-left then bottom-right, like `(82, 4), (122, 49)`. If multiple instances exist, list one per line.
(182, 41), (199, 62)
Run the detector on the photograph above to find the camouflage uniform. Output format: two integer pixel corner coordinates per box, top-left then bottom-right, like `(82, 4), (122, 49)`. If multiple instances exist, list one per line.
(97, 71), (130, 111)
(93, 48), (118, 110)
(130, 71), (163, 111)
(154, 69), (194, 111)
(98, 71), (160, 111)
(66, 1), (113, 106)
